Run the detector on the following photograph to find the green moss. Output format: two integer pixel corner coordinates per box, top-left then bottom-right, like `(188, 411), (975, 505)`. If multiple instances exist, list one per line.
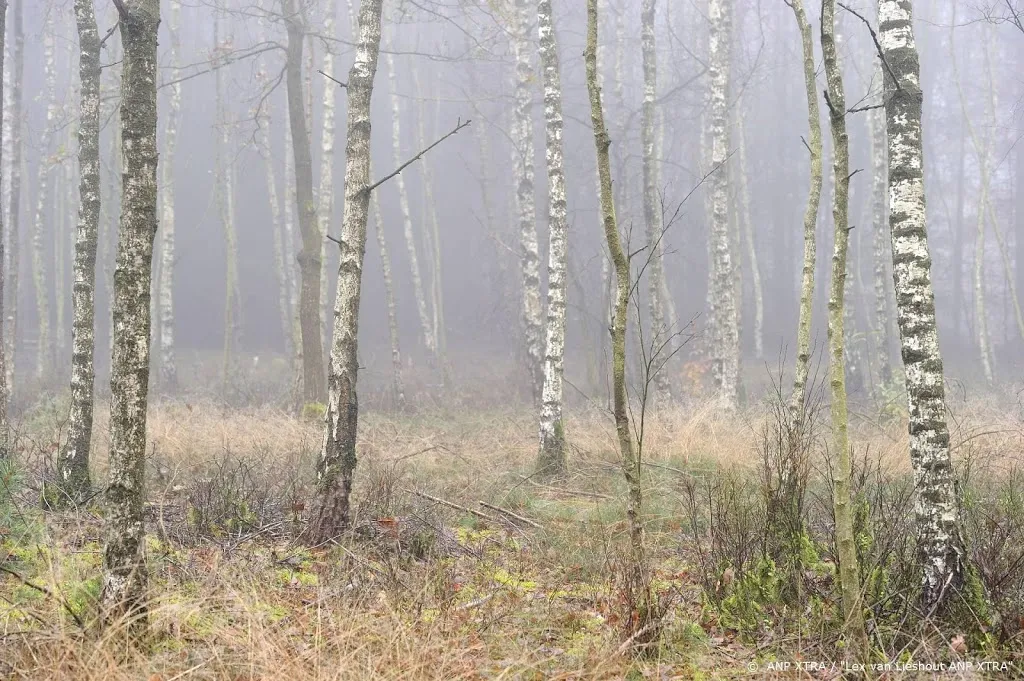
(302, 402), (327, 422)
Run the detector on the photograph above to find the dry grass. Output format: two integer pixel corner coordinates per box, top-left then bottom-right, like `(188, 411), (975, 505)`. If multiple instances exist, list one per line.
(2, 392), (1023, 679)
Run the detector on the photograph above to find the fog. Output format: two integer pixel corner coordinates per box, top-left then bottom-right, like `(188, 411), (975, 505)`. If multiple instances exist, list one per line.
(10, 0), (1024, 405)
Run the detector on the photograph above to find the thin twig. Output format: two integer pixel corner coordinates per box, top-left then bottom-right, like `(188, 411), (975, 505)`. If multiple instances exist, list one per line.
(100, 21), (120, 48)
(365, 118), (472, 194)
(0, 565), (86, 630)
(837, 2), (902, 92)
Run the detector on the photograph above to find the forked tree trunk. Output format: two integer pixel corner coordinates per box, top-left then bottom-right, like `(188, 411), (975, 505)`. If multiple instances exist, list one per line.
(311, 0), (384, 542)
(52, 0), (101, 506)
(585, 0), (646, 623)
(158, 0), (180, 391)
(283, 0), (326, 405)
(384, 49), (433, 356)
(102, 0), (159, 628)
(787, 0), (821, 420)
(820, 0), (868, 657)
(31, 30), (57, 381)
(535, 0), (568, 474)
(512, 0), (543, 404)
(879, 0), (967, 614)
(707, 0), (738, 410)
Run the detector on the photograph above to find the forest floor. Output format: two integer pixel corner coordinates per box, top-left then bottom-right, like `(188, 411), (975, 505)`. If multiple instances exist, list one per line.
(1, 392), (1023, 679)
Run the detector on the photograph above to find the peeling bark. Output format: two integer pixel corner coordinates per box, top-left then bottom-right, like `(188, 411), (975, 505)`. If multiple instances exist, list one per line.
(102, 0), (160, 629)
(311, 0), (383, 542)
(512, 0), (543, 404)
(53, 0), (101, 505)
(535, 0), (568, 474)
(707, 0), (738, 410)
(879, 0), (967, 614)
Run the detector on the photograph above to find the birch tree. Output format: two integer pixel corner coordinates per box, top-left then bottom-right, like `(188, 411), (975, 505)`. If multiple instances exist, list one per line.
(283, 0), (326, 405)
(0, 0), (8, 461)
(535, 0), (568, 474)
(311, 0), (385, 542)
(640, 0), (671, 404)
(512, 0), (543, 403)
(31, 28), (57, 380)
(879, 0), (968, 614)
(787, 0), (822, 421)
(371, 187), (404, 407)
(707, 0), (738, 410)
(317, 0), (337, 353)
(52, 0), (101, 506)
(5, 0), (21, 397)
(102, 0), (159, 626)
(158, 0), (180, 391)
(868, 80), (892, 387)
(821, 0), (868, 656)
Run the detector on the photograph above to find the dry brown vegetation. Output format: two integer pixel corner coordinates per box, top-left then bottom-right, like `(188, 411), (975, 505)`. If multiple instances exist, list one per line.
(2, 385), (1024, 679)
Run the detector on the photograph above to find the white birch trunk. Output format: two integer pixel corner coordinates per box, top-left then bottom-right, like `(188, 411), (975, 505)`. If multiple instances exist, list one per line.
(0, 0), (8, 459)
(158, 0), (180, 391)
(535, 0), (568, 474)
(312, 0), (383, 542)
(102, 0), (160, 626)
(317, 1), (337, 357)
(370, 187), (404, 407)
(384, 49), (434, 356)
(879, 0), (967, 613)
(868, 82), (893, 387)
(707, 0), (738, 410)
(512, 0), (543, 403)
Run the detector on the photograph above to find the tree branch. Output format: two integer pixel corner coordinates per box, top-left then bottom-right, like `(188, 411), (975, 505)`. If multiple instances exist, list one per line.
(111, 0), (128, 20)
(100, 21), (120, 48)
(365, 117), (472, 195)
(318, 69), (347, 89)
(837, 2), (902, 92)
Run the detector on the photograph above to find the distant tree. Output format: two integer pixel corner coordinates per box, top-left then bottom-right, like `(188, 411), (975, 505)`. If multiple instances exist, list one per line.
(158, 0), (181, 392)
(0, 0), (8, 462)
(5, 0), (21, 400)
(535, 0), (569, 475)
(102, 0), (160, 630)
(878, 0), (968, 615)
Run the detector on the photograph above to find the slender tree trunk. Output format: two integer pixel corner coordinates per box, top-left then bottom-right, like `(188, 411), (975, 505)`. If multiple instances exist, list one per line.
(157, 0), (180, 391)
(5, 0), (21, 399)
(283, 116), (302, 395)
(879, 0), (967, 614)
(821, 0), (868, 656)
(640, 0), (671, 404)
(214, 18), (240, 394)
(31, 30), (57, 381)
(586, 0), (644, 594)
(707, 0), (738, 410)
(311, 0), (383, 543)
(513, 0), (543, 404)
(384, 50), (433, 356)
(102, 0), (159, 628)
(535, 0), (568, 474)
(0, 0), (8, 460)
(283, 0), (325, 405)
(370, 187), (404, 407)
(736, 95), (763, 361)
(869, 87), (893, 387)
(787, 0), (822, 420)
(317, 0), (337, 358)
(52, 0), (101, 505)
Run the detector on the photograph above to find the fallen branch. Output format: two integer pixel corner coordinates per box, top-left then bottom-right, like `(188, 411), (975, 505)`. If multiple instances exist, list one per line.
(407, 489), (494, 521)
(0, 564), (86, 630)
(478, 501), (542, 529)
(457, 593), (495, 611)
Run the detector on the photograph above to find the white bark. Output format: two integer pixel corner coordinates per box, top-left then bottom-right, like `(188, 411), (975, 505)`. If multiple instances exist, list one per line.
(512, 0), (543, 403)
(535, 0), (568, 473)
(0, 0), (8, 459)
(707, 0), (738, 410)
(317, 1), (337, 357)
(313, 0), (384, 542)
(868, 80), (893, 386)
(102, 0), (160, 626)
(879, 0), (967, 613)
(158, 0), (179, 391)
(370, 187), (404, 407)
(384, 49), (434, 356)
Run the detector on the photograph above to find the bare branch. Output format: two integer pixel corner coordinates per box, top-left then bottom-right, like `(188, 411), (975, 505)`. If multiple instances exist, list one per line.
(837, 2), (902, 92)
(318, 69), (347, 89)
(100, 21), (120, 48)
(365, 118), (472, 195)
